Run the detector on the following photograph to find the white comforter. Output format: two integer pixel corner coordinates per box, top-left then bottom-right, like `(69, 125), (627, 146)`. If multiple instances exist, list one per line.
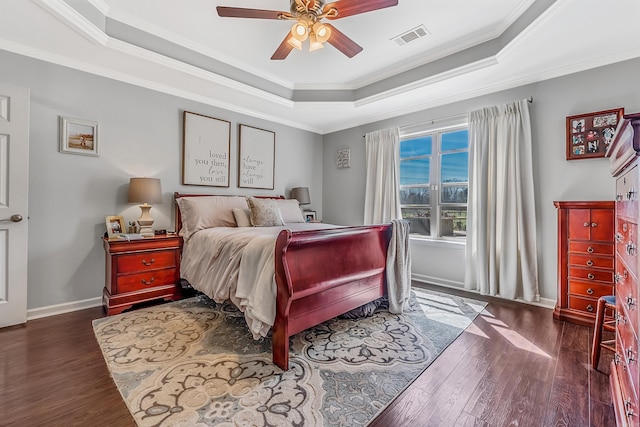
(181, 223), (336, 339)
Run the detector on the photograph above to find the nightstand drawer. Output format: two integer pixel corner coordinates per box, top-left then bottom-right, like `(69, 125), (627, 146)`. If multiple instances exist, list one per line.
(116, 268), (178, 294)
(117, 250), (177, 273)
(568, 296), (598, 315)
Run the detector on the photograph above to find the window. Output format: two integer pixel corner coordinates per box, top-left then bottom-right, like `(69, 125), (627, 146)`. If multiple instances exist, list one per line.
(400, 125), (469, 238)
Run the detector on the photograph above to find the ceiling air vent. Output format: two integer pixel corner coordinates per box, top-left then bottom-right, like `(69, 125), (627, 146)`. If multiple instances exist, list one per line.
(391, 25), (429, 46)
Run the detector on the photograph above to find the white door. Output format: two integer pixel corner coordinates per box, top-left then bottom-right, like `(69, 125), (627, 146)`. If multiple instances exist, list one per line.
(0, 84), (29, 328)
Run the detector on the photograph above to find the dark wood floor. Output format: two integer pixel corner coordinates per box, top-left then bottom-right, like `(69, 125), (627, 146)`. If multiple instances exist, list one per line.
(0, 284), (615, 427)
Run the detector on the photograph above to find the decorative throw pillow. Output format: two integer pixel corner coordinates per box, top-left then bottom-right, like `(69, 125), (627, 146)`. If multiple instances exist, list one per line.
(232, 208), (252, 227)
(246, 196), (284, 227)
(275, 199), (305, 223)
(177, 196), (248, 239)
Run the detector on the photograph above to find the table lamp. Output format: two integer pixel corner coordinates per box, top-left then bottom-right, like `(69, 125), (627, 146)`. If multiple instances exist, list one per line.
(128, 177), (162, 237)
(291, 187), (311, 210)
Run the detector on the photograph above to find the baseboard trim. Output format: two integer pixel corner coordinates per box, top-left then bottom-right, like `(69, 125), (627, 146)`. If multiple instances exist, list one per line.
(412, 274), (555, 310)
(27, 297), (103, 321)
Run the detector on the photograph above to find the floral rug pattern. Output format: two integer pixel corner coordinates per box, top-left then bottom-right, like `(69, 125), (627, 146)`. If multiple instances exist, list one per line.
(93, 288), (486, 426)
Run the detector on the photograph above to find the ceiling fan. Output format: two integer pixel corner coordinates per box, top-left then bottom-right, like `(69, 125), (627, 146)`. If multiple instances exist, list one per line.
(216, 0), (399, 60)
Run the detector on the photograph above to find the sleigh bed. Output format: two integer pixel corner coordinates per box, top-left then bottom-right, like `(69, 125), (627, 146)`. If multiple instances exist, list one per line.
(174, 192), (395, 370)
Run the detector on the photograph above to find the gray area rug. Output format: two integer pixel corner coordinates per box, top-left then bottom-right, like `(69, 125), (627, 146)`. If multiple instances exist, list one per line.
(92, 287), (486, 426)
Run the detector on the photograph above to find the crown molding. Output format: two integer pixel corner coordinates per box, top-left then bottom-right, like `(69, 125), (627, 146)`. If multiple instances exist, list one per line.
(34, 0), (108, 45)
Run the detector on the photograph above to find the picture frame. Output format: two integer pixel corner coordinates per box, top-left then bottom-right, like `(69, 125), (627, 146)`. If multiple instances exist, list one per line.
(337, 148), (351, 168)
(105, 215), (126, 238)
(59, 116), (99, 156)
(566, 108), (624, 160)
(238, 124), (275, 189)
(182, 111), (231, 187)
(304, 211), (317, 222)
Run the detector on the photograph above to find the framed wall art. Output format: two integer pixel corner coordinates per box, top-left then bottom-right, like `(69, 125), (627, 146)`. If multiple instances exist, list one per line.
(337, 148), (351, 168)
(182, 111), (231, 187)
(238, 124), (275, 189)
(566, 108), (624, 160)
(59, 116), (99, 156)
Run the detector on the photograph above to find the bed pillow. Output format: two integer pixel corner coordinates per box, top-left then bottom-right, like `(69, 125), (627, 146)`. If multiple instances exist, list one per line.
(177, 195), (249, 239)
(232, 208), (252, 227)
(246, 196), (285, 227)
(275, 199), (306, 223)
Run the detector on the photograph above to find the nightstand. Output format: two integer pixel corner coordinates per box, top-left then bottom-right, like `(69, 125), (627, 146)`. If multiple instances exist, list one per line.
(103, 234), (183, 315)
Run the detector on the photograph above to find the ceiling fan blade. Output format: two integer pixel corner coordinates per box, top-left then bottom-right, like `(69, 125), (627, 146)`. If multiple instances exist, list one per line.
(325, 24), (362, 58)
(271, 35), (294, 60)
(323, 0), (398, 20)
(217, 6), (284, 20)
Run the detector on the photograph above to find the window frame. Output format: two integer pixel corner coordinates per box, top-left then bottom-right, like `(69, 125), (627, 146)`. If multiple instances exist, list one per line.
(399, 117), (469, 241)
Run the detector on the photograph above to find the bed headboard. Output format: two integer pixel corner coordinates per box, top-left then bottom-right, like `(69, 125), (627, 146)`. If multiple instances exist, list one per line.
(173, 192), (285, 233)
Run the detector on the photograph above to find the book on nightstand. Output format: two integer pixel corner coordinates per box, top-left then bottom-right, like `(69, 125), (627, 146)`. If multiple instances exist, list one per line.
(116, 233), (144, 241)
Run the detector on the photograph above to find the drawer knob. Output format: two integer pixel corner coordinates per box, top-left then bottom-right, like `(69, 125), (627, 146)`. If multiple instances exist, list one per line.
(627, 347), (637, 364)
(141, 277), (156, 285)
(586, 304), (594, 312)
(626, 295), (636, 309)
(625, 398), (635, 418)
(587, 247), (594, 253)
(627, 188), (636, 200)
(591, 222), (597, 227)
(583, 222), (590, 227)
(586, 260), (594, 266)
(142, 258), (156, 266)
(616, 194), (623, 202)
(587, 273), (595, 280)
(586, 288), (594, 295)
(626, 242), (636, 256)
(616, 233), (624, 243)
(616, 273), (623, 283)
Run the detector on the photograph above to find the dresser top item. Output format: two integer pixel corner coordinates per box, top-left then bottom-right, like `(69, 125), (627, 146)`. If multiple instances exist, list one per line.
(553, 201), (615, 209)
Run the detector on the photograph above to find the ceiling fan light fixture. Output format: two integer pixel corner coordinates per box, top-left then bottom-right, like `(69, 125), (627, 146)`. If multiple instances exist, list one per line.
(291, 21), (308, 41)
(309, 33), (324, 51)
(312, 22), (331, 43)
(287, 36), (303, 50)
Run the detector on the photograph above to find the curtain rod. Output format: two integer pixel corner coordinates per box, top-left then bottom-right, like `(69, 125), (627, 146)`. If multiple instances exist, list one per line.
(362, 96), (534, 137)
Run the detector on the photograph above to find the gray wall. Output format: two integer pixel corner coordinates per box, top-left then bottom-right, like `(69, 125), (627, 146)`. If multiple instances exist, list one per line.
(323, 57), (640, 303)
(0, 50), (323, 311)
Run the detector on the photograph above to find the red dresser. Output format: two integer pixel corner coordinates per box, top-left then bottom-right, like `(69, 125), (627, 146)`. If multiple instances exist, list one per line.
(554, 200), (615, 326)
(606, 112), (640, 426)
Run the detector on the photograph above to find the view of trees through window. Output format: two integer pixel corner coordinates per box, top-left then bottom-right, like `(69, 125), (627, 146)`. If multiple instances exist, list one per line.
(400, 127), (469, 238)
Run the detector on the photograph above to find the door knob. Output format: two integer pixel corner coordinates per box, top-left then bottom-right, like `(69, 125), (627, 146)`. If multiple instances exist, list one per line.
(0, 214), (23, 223)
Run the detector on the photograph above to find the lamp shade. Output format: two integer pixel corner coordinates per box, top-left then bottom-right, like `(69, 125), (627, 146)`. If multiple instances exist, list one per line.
(128, 177), (163, 204)
(291, 187), (310, 205)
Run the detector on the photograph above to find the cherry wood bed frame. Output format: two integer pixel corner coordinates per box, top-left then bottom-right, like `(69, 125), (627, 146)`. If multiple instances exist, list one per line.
(174, 192), (393, 370)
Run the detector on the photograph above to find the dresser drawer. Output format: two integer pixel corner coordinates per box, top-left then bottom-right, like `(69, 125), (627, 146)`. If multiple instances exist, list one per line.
(568, 296), (598, 315)
(568, 267), (613, 283)
(616, 332), (640, 407)
(568, 281), (613, 299)
(568, 254), (614, 269)
(116, 250), (177, 274)
(616, 260), (639, 328)
(617, 164), (639, 220)
(569, 241), (614, 256)
(116, 268), (178, 294)
(616, 218), (638, 279)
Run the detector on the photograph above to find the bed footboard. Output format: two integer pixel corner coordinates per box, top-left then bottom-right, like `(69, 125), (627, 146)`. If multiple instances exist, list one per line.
(273, 224), (393, 370)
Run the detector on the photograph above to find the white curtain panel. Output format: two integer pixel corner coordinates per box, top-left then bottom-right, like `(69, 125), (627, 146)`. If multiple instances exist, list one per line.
(464, 99), (540, 302)
(364, 127), (402, 225)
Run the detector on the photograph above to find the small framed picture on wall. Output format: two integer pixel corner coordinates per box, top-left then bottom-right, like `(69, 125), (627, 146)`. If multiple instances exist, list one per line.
(566, 108), (624, 160)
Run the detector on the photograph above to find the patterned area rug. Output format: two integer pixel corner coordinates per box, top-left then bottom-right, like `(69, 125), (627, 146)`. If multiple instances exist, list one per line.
(93, 287), (486, 426)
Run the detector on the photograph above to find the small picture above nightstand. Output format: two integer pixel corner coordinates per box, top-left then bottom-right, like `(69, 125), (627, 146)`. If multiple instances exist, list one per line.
(102, 234), (183, 315)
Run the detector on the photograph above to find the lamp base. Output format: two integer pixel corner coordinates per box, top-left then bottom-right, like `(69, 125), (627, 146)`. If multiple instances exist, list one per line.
(139, 225), (154, 237)
(137, 203), (155, 238)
